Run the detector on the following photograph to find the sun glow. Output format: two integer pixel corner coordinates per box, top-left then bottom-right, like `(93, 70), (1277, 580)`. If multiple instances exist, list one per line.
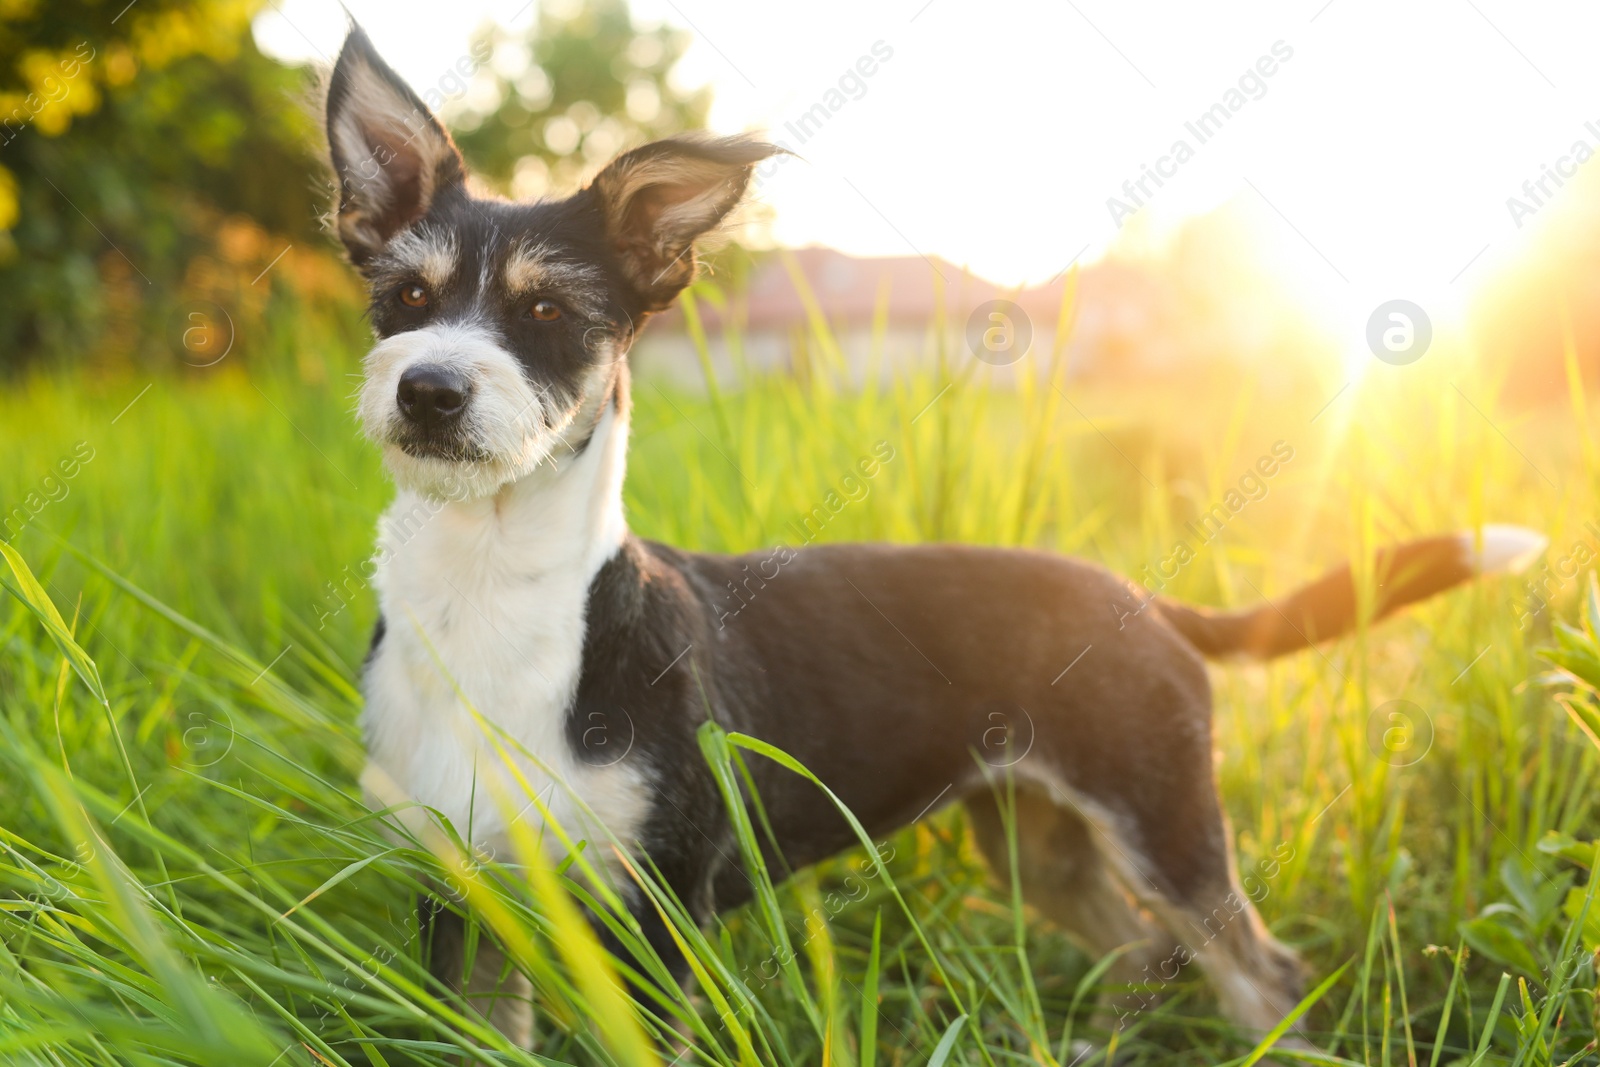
(256, 0), (1600, 375)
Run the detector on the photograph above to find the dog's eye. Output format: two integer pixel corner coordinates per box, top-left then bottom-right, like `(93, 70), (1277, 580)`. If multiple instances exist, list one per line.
(399, 285), (428, 308)
(530, 300), (562, 321)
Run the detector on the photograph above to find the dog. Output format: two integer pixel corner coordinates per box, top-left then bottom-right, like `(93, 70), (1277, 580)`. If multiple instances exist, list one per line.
(323, 27), (1546, 1052)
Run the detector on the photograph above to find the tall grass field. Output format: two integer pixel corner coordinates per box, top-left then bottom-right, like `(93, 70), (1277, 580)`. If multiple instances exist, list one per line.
(2, 281), (1599, 1066)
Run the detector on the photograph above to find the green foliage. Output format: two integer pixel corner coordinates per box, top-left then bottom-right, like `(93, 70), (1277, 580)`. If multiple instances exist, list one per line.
(0, 0), (325, 369)
(0, 0), (707, 372)
(452, 0), (710, 196)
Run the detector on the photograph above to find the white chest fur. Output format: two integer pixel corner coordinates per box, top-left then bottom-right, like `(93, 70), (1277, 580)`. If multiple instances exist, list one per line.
(359, 403), (650, 862)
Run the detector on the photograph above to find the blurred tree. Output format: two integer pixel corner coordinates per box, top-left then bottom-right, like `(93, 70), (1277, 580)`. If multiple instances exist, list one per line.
(0, 0), (713, 372)
(0, 0), (327, 370)
(451, 0), (710, 200)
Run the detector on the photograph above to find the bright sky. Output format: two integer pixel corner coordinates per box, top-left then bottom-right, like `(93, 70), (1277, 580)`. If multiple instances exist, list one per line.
(257, 0), (1600, 337)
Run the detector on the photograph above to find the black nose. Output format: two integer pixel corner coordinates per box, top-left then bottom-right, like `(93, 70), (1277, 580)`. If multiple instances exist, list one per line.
(397, 364), (468, 425)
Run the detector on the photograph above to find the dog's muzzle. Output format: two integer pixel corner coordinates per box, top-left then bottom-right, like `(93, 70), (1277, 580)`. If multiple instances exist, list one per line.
(389, 362), (491, 462)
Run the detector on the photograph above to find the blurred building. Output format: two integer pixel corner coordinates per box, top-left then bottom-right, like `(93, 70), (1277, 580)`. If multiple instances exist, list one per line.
(631, 241), (1316, 390)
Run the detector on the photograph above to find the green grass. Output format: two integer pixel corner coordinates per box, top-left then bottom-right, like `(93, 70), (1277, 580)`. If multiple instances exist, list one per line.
(1, 280), (1598, 1066)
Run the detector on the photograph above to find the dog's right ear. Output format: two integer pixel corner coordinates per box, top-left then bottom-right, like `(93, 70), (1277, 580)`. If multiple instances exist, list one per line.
(588, 134), (780, 310)
(325, 26), (465, 264)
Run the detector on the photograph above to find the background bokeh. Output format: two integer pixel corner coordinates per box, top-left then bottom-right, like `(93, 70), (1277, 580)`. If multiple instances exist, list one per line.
(3, 2), (1600, 1066)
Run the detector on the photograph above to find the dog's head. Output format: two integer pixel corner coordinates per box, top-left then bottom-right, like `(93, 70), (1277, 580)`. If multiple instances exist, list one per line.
(324, 27), (775, 499)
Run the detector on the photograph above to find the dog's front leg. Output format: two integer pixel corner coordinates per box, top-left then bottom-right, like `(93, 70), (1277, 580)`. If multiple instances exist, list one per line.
(421, 893), (536, 1049)
(420, 882), (703, 1054)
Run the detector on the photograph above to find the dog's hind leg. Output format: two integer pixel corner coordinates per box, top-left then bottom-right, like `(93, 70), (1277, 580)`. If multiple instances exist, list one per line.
(1123, 825), (1310, 1045)
(965, 786), (1183, 1036)
(420, 893), (535, 1049)
(1067, 757), (1311, 1049)
(970, 782), (1310, 1050)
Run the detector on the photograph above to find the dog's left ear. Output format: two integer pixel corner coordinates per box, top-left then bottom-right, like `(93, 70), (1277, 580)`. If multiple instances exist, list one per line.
(325, 26), (466, 264)
(588, 134), (779, 310)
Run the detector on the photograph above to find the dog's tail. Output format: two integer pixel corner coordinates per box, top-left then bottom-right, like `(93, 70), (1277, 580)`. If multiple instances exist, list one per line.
(1157, 525), (1547, 660)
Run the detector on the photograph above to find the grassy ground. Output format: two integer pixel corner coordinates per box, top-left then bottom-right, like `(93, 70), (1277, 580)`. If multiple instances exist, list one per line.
(1, 284), (1599, 1066)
